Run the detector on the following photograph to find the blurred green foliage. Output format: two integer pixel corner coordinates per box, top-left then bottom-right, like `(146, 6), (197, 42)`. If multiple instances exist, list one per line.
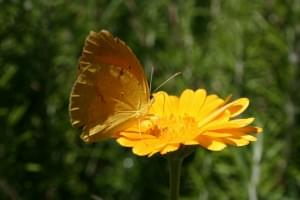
(1, 0), (300, 199)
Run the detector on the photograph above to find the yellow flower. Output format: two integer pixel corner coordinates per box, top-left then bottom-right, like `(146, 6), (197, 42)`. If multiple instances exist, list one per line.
(116, 89), (262, 157)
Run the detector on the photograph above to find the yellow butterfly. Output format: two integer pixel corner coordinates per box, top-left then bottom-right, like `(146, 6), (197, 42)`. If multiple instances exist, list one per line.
(69, 30), (150, 142)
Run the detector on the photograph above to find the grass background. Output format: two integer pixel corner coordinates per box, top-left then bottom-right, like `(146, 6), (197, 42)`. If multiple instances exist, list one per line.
(1, 0), (299, 199)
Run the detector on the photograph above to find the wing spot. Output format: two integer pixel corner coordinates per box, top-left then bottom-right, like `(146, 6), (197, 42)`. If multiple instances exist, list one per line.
(118, 68), (125, 80)
(109, 66), (119, 77)
(120, 68), (124, 76)
(119, 92), (125, 98)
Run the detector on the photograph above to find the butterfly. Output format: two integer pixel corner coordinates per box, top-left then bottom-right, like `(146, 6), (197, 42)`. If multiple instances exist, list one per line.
(69, 30), (150, 142)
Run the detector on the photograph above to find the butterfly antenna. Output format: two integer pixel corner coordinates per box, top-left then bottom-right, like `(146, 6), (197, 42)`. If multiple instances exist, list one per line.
(153, 72), (181, 92)
(149, 66), (154, 92)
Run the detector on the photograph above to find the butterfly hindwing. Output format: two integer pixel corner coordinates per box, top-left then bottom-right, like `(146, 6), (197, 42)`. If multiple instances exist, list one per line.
(70, 63), (149, 142)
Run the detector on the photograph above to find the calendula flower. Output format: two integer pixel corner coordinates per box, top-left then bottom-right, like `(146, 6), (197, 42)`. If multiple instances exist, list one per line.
(117, 89), (262, 157)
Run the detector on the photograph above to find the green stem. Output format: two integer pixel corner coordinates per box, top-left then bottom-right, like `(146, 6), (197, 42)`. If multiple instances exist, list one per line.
(167, 147), (195, 200)
(168, 155), (183, 200)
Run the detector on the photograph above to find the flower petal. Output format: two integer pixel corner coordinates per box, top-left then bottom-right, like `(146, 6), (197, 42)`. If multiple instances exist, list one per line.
(226, 98), (249, 118)
(160, 144), (180, 155)
(207, 140), (227, 151)
(187, 89), (207, 117)
(202, 118), (255, 131)
(117, 137), (139, 147)
(150, 92), (168, 116)
(131, 140), (161, 156)
(196, 135), (227, 151)
(242, 135), (257, 141)
(196, 95), (225, 122)
(151, 92), (179, 117)
(119, 132), (156, 139)
(222, 138), (250, 146)
(179, 89), (195, 116)
(197, 98), (249, 128)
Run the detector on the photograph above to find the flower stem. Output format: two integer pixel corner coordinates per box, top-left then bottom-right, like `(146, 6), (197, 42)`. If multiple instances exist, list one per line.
(167, 147), (195, 200)
(168, 155), (183, 200)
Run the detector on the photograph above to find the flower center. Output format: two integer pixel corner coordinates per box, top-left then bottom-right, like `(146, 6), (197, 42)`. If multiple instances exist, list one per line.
(146, 114), (199, 141)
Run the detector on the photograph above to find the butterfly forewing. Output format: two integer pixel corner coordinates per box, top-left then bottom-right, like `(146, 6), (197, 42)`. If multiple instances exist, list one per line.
(79, 30), (149, 98)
